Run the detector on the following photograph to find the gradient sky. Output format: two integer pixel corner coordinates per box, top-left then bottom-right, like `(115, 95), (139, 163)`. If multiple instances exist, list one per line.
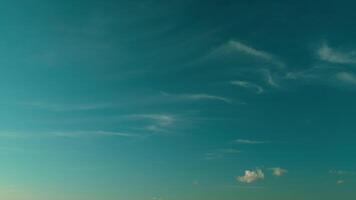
(1, 0), (356, 199)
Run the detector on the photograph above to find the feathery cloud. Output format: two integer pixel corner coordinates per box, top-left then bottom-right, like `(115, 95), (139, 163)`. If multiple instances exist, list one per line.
(329, 170), (355, 176)
(237, 169), (265, 183)
(129, 114), (177, 133)
(162, 92), (232, 103)
(52, 130), (134, 138)
(262, 69), (280, 87)
(235, 139), (268, 144)
(335, 72), (356, 85)
(130, 114), (175, 126)
(317, 43), (356, 64)
(221, 40), (285, 67)
(204, 149), (240, 160)
(21, 101), (112, 111)
(230, 80), (264, 94)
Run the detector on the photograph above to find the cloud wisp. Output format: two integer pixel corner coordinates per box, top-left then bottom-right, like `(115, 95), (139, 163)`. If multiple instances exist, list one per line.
(219, 40), (285, 68)
(21, 101), (113, 111)
(204, 149), (240, 160)
(230, 81), (264, 94)
(335, 72), (356, 85)
(237, 169), (265, 184)
(51, 130), (135, 138)
(161, 92), (232, 103)
(234, 139), (269, 144)
(329, 170), (356, 176)
(129, 114), (177, 133)
(317, 43), (356, 64)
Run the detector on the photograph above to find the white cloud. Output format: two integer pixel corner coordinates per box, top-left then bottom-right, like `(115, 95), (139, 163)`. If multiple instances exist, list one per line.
(129, 114), (177, 133)
(237, 169), (265, 183)
(329, 170), (355, 176)
(335, 72), (356, 85)
(230, 80), (264, 94)
(270, 167), (287, 176)
(222, 40), (285, 67)
(235, 139), (268, 144)
(317, 43), (356, 64)
(52, 130), (134, 138)
(130, 114), (175, 126)
(21, 101), (112, 111)
(204, 149), (240, 160)
(162, 92), (232, 103)
(263, 69), (280, 87)
(336, 180), (345, 185)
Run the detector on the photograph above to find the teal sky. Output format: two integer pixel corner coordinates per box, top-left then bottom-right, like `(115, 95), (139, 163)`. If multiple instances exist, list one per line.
(1, 0), (356, 199)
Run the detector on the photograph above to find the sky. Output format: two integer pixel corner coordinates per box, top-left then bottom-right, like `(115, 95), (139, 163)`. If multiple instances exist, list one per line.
(0, 0), (356, 199)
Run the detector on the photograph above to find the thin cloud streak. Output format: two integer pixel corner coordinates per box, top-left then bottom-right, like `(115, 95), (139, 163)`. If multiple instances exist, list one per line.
(230, 80), (264, 94)
(20, 101), (113, 111)
(235, 139), (269, 144)
(204, 149), (240, 160)
(161, 92), (232, 103)
(52, 130), (135, 138)
(221, 40), (285, 68)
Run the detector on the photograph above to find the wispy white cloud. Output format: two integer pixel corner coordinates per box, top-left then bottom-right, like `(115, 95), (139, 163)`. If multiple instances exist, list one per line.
(219, 40), (285, 67)
(262, 69), (280, 87)
(237, 169), (265, 183)
(329, 170), (356, 176)
(317, 43), (356, 64)
(270, 167), (287, 176)
(336, 180), (345, 185)
(52, 130), (134, 138)
(130, 114), (175, 126)
(335, 72), (356, 85)
(204, 149), (240, 160)
(230, 80), (264, 94)
(21, 101), (112, 111)
(129, 114), (177, 133)
(234, 139), (268, 144)
(161, 92), (232, 103)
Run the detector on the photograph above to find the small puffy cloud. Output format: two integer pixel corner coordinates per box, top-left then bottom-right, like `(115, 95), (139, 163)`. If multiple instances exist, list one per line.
(317, 43), (356, 64)
(270, 167), (287, 176)
(237, 169), (264, 183)
(336, 180), (345, 185)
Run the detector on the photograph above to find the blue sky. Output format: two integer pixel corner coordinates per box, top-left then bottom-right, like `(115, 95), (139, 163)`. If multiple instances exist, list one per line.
(0, 0), (356, 199)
